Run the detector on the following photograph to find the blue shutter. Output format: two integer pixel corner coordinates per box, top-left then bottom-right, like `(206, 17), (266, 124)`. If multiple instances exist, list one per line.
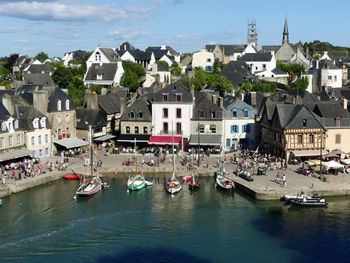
(231, 125), (234, 133)
(236, 125), (239, 133)
(247, 124), (250, 133)
(243, 125), (246, 133)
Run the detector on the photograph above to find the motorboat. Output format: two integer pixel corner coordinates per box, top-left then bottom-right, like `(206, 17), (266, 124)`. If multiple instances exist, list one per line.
(281, 193), (320, 202)
(182, 175), (192, 183)
(63, 174), (82, 180)
(238, 171), (254, 182)
(290, 197), (327, 207)
(215, 168), (234, 191)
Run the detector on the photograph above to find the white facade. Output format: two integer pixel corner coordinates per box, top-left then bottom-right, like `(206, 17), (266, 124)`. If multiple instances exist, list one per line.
(25, 128), (51, 159)
(120, 51), (136, 63)
(192, 49), (215, 71)
(86, 47), (118, 68)
(246, 53), (276, 74)
(255, 69), (288, 78)
(223, 118), (256, 151)
(62, 52), (73, 67)
(159, 55), (173, 66)
(321, 68), (342, 88)
(143, 63), (171, 87)
(152, 103), (193, 139)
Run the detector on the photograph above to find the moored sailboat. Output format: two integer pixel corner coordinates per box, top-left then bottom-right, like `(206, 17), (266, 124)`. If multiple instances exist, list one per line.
(127, 139), (146, 191)
(166, 129), (182, 195)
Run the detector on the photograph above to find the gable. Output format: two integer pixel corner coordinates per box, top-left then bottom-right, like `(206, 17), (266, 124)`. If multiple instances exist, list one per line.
(275, 43), (296, 62)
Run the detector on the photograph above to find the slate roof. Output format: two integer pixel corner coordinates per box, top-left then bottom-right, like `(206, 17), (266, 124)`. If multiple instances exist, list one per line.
(319, 59), (340, 70)
(146, 46), (179, 56)
(151, 82), (193, 103)
(72, 50), (87, 62)
(192, 92), (223, 120)
(121, 96), (151, 122)
(85, 63), (118, 81)
(0, 102), (11, 121)
(156, 63), (169, 72)
(223, 95), (257, 119)
(24, 63), (51, 74)
(241, 53), (273, 62)
(150, 50), (168, 60)
(17, 106), (51, 131)
(23, 73), (54, 86)
(312, 102), (350, 127)
(220, 61), (250, 87)
(98, 93), (120, 114)
(75, 108), (107, 129)
(261, 45), (280, 53)
(99, 48), (120, 62)
(0, 90), (14, 97)
(327, 51), (348, 61)
(129, 49), (152, 61)
(271, 68), (288, 75)
(118, 42), (135, 51)
(205, 44), (246, 56)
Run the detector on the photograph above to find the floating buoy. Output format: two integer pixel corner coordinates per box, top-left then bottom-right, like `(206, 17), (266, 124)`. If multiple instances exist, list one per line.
(48, 181), (52, 185)
(127, 189), (129, 193)
(74, 196), (77, 199)
(19, 202), (23, 207)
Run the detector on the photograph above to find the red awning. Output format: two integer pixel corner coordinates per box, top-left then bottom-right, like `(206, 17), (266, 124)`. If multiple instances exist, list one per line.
(148, 136), (182, 145)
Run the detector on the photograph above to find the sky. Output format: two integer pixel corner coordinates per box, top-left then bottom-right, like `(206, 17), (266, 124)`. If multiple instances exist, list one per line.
(0, 0), (349, 58)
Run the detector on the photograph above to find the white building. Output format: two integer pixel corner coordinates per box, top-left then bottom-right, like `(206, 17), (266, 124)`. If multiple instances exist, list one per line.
(143, 63), (171, 88)
(222, 95), (257, 151)
(319, 59), (342, 88)
(241, 52), (276, 74)
(86, 47), (120, 68)
(150, 82), (193, 149)
(192, 48), (215, 72)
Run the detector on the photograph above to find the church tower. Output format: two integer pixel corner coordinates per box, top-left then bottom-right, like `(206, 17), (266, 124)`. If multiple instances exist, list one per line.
(282, 16), (289, 44)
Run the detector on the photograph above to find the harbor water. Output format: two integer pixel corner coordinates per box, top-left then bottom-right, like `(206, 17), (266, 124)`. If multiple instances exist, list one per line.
(0, 176), (349, 263)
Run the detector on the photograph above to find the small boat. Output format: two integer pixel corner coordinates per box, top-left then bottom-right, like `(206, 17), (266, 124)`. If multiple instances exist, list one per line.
(76, 176), (102, 196)
(63, 174), (82, 180)
(145, 180), (153, 186)
(281, 193), (320, 202)
(182, 175), (192, 183)
(127, 174), (146, 191)
(166, 128), (182, 195)
(290, 197), (327, 207)
(238, 171), (254, 182)
(188, 173), (200, 191)
(102, 182), (110, 188)
(215, 168), (234, 191)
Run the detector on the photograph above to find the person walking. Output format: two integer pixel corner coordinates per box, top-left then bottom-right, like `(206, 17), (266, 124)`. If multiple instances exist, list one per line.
(282, 173), (286, 186)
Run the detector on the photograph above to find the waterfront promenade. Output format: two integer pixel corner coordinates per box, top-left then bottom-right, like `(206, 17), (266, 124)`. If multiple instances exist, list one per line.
(1, 149), (350, 200)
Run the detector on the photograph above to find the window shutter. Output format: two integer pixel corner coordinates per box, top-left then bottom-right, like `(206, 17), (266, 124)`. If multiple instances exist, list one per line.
(231, 125), (234, 133)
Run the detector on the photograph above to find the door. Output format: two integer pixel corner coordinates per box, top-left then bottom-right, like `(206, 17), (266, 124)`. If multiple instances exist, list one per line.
(226, 139), (231, 150)
(232, 139), (237, 150)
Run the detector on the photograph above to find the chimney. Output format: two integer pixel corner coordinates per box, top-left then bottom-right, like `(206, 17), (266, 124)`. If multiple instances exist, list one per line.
(218, 97), (224, 108)
(85, 91), (98, 109)
(250, 91), (256, 106)
(120, 97), (126, 115)
(241, 93), (244, 101)
(343, 98), (348, 110)
(190, 84), (195, 99)
(211, 94), (217, 105)
(2, 94), (14, 115)
(33, 90), (48, 115)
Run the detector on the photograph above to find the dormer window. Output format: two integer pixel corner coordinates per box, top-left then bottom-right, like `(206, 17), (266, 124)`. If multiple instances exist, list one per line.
(40, 117), (46, 128)
(336, 116), (341, 127)
(199, 109), (205, 118)
(232, 109), (238, 118)
(176, 94), (182, 102)
(211, 110), (217, 118)
(95, 52), (101, 61)
(14, 120), (19, 129)
(65, 100), (70, 110)
(243, 108), (249, 118)
(57, 100), (61, 111)
(163, 94), (168, 102)
(1, 122), (6, 131)
(97, 74), (103, 80)
(8, 121), (12, 131)
(137, 112), (143, 118)
(302, 119), (307, 128)
(129, 112), (135, 119)
(33, 118), (39, 129)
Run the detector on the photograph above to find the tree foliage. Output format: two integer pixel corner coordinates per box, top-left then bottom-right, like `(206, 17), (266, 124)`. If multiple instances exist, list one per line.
(4, 54), (19, 71)
(171, 66), (182, 76)
(276, 61), (305, 81)
(122, 60), (145, 78)
(156, 60), (169, 70)
(52, 64), (73, 89)
(293, 76), (309, 91)
(303, 40), (350, 57)
(35, 52), (49, 61)
(68, 77), (85, 107)
(120, 71), (139, 91)
(235, 79), (277, 97)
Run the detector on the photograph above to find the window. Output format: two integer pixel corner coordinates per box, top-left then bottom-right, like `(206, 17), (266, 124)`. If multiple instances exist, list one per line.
(232, 109), (237, 118)
(176, 123), (182, 134)
(231, 125), (239, 133)
(0, 137), (4, 149)
(336, 134), (341, 144)
(17, 134), (21, 145)
(65, 100), (70, 110)
(38, 135), (42, 145)
(207, 58), (211, 62)
(309, 134), (314, 143)
(336, 117), (341, 127)
(205, 66), (213, 71)
(66, 114), (70, 123)
(163, 94), (168, 102)
(58, 115), (61, 124)
(176, 108), (181, 118)
(138, 112), (143, 118)
(31, 136), (35, 146)
(1, 122), (6, 131)
(45, 134), (48, 144)
(9, 136), (12, 147)
(297, 135), (303, 144)
(255, 66), (258, 70)
(334, 75), (337, 81)
(163, 122), (168, 134)
(97, 74), (102, 80)
(199, 109), (205, 118)
(243, 108), (249, 118)
(210, 125), (216, 134)
(33, 118), (39, 129)
(57, 100), (61, 111)
(163, 108), (168, 118)
(263, 64), (266, 69)
(8, 121), (12, 131)
(95, 52), (101, 61)
(14, 120), (19, 129)
(143, 126), (148, 134)
(302, 119), (307, 127)
(243, 125), (250, 133)
(135, 126), (139, 134)
(328, 76), (332, 80)
(40, 118), (46, 128)
(199, 126), (204, 133)
(129, 112), (135, 118)
(211, 110), (217, 118)
(45, 148), (49, 155)
(176, 94), (182, 102)
(126, 126), (130, 134)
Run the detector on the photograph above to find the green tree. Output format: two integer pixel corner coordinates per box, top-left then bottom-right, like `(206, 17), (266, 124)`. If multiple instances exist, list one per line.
(52, 65), (73, 89)
(276, 61), (305, 81)
(120, 71), (139, 91)
(68, 77), (85, 107)
(171, 66), (182, 76)
(35, 52), (49, 61)
(156, 60), (169, 70)
(4, 54), (19, 71)
(122, 60), (145, 78)
(293, 76), (309, 91)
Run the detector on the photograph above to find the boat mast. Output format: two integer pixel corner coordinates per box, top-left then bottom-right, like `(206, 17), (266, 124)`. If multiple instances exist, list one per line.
(172, 123), (175, 179)
(134, 138), (138, 176)
(89, 124), (93, 178)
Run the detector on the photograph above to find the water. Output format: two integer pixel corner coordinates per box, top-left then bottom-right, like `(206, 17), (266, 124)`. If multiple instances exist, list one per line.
(0, 177), (350, 263)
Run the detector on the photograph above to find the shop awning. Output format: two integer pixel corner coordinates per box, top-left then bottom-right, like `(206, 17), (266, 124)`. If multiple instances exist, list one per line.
(117, 134), (151, 143)
(0, 148), (33, 162)
(148, 136), (181, 145)
(188, 135), (221, 146)
(291, 150), (328, 157)
(94, 134), (116, 142)
(54, 137), (89, 149)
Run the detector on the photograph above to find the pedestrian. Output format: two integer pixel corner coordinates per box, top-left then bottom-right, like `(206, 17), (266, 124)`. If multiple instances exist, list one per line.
(157, 158), (159, 167)
(12, 169), (15, 179)
(282, 173), (286, 186)
(2, 175), (5, 185)
(206, 160), (209, 168)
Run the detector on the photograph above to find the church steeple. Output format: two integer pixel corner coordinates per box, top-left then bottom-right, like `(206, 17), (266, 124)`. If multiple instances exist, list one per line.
(282, 16), (289, 44)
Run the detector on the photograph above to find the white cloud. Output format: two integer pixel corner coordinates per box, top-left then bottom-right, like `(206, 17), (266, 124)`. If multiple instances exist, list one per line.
(12, 39), (28, 43)
(0, 1), (156, 23)
(108, 28), (151, 40)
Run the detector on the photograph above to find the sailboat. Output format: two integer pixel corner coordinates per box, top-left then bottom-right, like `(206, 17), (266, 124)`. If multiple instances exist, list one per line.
(127, 139), (146, 191)
(188, 171), (200, 191)
(75, 125), (102, 197)
(215, 150), (234, 191)
(166, 128), (182, 194)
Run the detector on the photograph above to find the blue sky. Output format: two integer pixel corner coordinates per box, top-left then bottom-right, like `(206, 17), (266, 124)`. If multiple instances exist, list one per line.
(0, 0), (349, 58)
